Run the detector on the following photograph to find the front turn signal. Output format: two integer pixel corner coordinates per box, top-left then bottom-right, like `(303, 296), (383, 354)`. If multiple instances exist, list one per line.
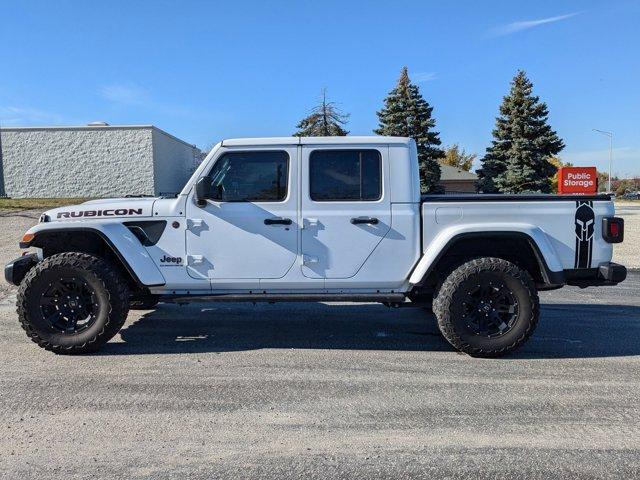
(21, 233), (35, 245)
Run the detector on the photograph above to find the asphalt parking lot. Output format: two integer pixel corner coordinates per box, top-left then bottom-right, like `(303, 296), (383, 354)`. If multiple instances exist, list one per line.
(615, 204), (640, 268)
(0, 208), (638, 479)
(1, 275), (639, 479)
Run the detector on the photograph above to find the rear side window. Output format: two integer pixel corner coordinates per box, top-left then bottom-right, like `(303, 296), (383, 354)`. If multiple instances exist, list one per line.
(310, 150), (382, 201)
(207, 151), (289, 202)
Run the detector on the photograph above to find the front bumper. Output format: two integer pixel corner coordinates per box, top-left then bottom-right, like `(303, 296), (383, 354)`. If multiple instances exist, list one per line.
(4, 253), (39, 286)
(565, 262), (627, 288)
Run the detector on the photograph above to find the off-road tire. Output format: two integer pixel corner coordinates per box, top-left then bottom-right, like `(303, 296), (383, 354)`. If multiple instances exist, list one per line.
(433, 257), (539, 358)
(129, 295), (160, 310)
(17, 252), (130, 354)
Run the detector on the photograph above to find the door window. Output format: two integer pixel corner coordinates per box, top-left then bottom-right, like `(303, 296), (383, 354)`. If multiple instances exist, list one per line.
(309, 150), (381, 201)
(207, 151), (289, 202)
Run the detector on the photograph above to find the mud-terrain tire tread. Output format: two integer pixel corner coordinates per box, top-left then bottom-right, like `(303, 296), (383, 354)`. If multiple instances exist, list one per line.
(433, 257), (539, 358)
(17, 252), (129, 354)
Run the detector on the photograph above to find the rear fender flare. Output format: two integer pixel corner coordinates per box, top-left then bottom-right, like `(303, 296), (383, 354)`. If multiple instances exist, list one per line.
(408, 224), (564, 285)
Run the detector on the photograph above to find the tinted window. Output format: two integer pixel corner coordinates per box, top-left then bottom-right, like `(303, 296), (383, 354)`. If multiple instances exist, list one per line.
(310, 150), (381, 201)
(207, 151), (288, 202)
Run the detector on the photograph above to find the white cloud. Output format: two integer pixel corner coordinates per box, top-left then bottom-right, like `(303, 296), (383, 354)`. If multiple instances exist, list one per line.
(413, 72), (437, 83)
(99, 84), (148, 106)
(0, 106), (63, 125)
(490, 12), (582, 37)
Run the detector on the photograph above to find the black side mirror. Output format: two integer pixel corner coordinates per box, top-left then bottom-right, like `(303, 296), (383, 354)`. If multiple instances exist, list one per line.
(195, 177), (212, 207)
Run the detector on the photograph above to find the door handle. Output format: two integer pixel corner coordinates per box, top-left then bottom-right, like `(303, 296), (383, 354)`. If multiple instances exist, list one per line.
(264, 217), (292, 226)
(350, 217), (379, 225)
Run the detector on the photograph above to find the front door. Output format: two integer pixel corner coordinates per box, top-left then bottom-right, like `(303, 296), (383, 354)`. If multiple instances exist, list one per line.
(185, 147), (298, 280)
(300, 146), (391, 279)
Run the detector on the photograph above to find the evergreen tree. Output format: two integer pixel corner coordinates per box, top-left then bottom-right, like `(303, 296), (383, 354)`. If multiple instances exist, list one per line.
(374, 67), (444, 193)
(294, 88), (349, 136)
(477, 71), (565, 193)
(440, 144), (476, 171)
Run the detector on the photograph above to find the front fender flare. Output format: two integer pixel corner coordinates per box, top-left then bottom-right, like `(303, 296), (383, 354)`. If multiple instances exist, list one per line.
(408, 224), (564, 286)
(22, 222), (166, 287)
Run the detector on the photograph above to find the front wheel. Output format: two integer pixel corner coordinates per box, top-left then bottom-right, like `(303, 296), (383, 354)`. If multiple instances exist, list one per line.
(433, 257), (539, 357)
(17, 252), (130, 354)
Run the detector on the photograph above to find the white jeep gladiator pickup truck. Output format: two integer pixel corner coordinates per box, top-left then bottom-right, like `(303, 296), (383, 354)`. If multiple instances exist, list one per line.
(5, 136), (626, 357)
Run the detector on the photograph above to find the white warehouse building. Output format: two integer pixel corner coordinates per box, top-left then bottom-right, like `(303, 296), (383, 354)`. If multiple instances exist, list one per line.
(0, 124), (202, 198)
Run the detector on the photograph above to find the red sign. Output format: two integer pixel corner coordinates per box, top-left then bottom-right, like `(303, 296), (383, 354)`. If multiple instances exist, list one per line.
(558, 167), (598, 194)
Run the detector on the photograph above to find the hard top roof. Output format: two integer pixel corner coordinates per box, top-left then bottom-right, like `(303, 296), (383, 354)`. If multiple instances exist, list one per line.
(220, 136), (413, 147)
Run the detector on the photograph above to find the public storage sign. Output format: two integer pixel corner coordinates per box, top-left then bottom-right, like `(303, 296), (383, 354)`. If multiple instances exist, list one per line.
(558, 167), (598, 194)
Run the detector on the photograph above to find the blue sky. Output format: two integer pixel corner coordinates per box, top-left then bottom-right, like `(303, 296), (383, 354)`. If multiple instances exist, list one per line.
(1, 0), (639, 175)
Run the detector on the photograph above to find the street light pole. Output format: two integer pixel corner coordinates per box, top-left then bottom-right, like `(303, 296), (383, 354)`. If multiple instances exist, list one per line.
(593, 129), (613, 192)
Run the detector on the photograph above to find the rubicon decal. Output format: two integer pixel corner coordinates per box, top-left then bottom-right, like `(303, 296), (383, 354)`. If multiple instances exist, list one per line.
(56, 208), (143, 219)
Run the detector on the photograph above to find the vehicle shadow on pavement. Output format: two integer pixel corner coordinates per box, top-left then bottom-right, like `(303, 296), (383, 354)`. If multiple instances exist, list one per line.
(98, 302), (640, 359)
(105, 303), (451, 355)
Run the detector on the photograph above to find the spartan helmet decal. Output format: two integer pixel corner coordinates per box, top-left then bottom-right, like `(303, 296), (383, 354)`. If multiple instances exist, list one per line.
(574, 201), (595, 269)
(575, 203), (595, 241)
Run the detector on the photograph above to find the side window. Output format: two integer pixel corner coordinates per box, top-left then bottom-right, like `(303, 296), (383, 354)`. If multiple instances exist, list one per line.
(310, 150), (382, 201)
(207, 151), (289, 202)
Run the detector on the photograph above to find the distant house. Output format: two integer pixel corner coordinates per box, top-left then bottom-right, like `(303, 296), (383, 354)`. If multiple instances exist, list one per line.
(439, 163), (478, 193)
(0, 124), (201, 198)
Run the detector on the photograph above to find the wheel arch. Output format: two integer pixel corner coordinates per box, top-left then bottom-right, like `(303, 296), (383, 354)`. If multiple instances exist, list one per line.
(409, 228), (565, 290)
(22, 223), (166, 289)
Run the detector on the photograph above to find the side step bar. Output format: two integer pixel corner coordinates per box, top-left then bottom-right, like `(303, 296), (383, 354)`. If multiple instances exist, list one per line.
(162, 293), (408, 304)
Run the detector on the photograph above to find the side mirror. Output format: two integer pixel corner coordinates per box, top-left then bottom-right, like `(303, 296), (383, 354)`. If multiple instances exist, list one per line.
(195, 177), (212, 207)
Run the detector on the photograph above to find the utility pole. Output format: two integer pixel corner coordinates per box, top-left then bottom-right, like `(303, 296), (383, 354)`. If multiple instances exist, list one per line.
(593, 129), (613, 192)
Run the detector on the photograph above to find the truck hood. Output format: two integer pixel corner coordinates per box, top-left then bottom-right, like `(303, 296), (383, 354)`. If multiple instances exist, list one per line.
(43, 197), (156, 222)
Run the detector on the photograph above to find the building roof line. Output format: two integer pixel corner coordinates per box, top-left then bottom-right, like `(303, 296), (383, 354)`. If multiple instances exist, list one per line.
(0, 124), (198, 149)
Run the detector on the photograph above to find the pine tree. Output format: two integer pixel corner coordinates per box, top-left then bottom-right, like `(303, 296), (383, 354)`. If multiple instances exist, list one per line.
(374, 67), (444, 193)
(477, 70), (565, 193)
(294, 88), (349, 136)
(440, 144), (476, 171)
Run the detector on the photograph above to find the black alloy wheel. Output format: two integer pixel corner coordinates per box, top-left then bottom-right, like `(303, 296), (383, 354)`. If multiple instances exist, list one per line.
(460, 278), (519, 338)
(39, 277), (99, 334)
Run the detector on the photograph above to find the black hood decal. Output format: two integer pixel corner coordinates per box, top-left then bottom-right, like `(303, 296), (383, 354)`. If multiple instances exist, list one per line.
(56, 208), (144, 219)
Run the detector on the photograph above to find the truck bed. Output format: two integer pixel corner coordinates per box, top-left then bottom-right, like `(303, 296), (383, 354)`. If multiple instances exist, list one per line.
(421, 194), (612, 202)
(419, 193), (616, 275)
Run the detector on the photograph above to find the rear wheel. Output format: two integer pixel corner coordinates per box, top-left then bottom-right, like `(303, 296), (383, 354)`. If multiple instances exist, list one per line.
(433, 257), (539, 357)
(17, 252), (129, 354)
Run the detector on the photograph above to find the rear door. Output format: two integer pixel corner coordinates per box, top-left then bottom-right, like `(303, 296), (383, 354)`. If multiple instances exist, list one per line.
(300, 146), (391, 279)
